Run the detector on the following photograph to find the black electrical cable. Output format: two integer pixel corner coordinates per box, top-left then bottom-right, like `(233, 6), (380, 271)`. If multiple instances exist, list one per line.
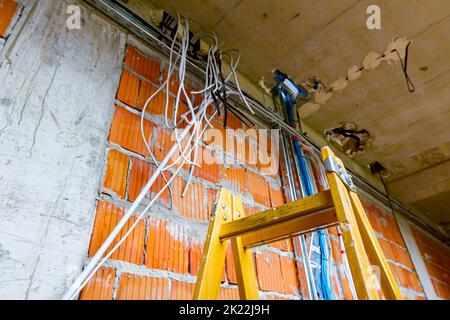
(379, 172), (395, 214)
(393, 41), (415, 93)
(215, 51), (229, 127)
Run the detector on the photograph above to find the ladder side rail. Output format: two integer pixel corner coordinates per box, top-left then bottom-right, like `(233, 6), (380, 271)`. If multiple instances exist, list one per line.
(322, 147), (380, 300)
(349, 191), (403, 299)
(193, 189), (233, 300)
(230, 194), (259, 300)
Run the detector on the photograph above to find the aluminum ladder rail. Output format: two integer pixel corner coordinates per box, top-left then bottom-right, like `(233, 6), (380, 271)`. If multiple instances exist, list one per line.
(193, 147), (402, 300)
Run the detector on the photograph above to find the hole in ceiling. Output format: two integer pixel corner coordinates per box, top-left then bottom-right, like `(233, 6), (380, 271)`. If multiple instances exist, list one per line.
(324, 122), (374, 158)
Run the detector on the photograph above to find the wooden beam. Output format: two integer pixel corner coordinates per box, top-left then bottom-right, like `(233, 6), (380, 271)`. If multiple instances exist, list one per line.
(220, 190), (335, 241)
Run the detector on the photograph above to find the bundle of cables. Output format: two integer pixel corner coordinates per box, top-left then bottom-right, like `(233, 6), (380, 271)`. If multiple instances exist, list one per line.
(62, 15), (253, 300)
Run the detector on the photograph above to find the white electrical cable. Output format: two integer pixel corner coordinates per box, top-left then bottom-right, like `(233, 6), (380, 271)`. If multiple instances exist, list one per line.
(63, 14), (252, 299)
(67, 107), (216, 300)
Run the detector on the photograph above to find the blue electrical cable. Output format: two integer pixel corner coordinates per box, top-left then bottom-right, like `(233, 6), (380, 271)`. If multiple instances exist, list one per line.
(275, 73), (333, 300)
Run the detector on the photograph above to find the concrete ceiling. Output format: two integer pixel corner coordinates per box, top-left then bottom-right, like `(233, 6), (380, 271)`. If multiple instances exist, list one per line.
(123, 0), (450, 236)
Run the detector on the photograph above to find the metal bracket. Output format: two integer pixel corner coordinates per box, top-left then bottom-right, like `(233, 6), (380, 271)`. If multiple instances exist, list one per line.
(323, 157), (356, 192)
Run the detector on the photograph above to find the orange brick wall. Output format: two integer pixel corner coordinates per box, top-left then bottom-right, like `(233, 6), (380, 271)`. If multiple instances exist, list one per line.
(0, 0), (21, 39)
(360, 200), (427, 299)
(412, 227), (450, 299)
(80, 44), (301, 300)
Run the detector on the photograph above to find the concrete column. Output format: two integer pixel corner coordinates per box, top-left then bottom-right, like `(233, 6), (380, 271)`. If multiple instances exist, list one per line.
(0, 0), (125, 299)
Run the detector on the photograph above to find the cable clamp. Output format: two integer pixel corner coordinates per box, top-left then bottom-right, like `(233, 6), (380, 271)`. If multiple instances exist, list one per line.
(323, 156), (356, 192)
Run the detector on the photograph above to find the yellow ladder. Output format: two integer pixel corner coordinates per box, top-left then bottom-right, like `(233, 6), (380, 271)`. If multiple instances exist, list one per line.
(193, 147), (402, 300)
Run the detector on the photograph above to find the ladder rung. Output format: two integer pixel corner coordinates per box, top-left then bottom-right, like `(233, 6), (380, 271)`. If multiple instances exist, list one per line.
(242, 207), (337, 248)
(219, 190), (337, 246)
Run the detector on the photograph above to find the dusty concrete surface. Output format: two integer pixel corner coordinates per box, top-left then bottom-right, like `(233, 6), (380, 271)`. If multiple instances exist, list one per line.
(0, 0), (125, 299)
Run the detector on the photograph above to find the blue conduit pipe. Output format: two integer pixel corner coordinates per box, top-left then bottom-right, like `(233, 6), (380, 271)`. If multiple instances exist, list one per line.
(274, 70), (333, 299)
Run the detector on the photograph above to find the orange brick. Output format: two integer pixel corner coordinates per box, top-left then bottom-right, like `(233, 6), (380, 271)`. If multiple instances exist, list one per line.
(390, 242), (414, 270)
(226, 244), (237, 284)
(361, 200), (405, 246)
(223, 166), (247, 195)
(128, 157), (171, 204)
(79, 267), (115, 300)
(389, 263), (423, 294)
(207, 189), (219, 216)
(0, 0), (19, 38)
(171, 281), (195, 300)
(161, 71), (192, 100)
(362, 202), (384, 233)
(146, 218), (190, 274)
(280, 256), (300, 296)
(432, 279), (450, 300)
(257, 147), (276, 175)
(328, 226), (340, 237)
(341, 275), (355, 300)
(286, 239), (295, 253)
(204, 121), (227, 149)
(154, 126), (175, 163)
(117, 273), (169, 300)
(189, 237), (226, 281)
(269, 185), (286, 208)
(246, 170), (271, 207)
(219, 287), (240, 300)
(243, 205), (261, 216)
(409, 270), (424, 294)
(189, 239), (203, 276)
(245, 138), (259, 169)
(224, 112), (243, 130)
(268, 240), (292, 252)
(109, 106), (154, 156)
(124, 46), (161, 83)
(102, 149), (129, 199)
(88, 201), (146, 264)
(378, 238), (395, 261)
(425, 260), (450, 284)
(116, 69), (139, 108)
(330, 237), (343, 265)
(412, 227), (450, 274)
(255, 251), (284, 293)
(172, 176), (209, 221)
(382, 214), (405, 246)
(293, 258), (310, 299)
(137, 79), (174, 117)
(193, 147), (223, 184)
